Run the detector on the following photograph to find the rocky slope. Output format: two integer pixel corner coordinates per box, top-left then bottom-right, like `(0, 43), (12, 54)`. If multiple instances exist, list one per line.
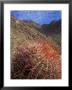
(11, 16), (61, 79)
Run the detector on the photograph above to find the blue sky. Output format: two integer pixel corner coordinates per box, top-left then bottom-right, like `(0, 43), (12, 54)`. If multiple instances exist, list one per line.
(11, 11), (61, 25)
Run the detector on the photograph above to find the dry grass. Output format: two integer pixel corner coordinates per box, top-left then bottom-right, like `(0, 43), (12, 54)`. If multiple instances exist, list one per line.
(11, 17), (61, 79)
(11, 41), (61, 79)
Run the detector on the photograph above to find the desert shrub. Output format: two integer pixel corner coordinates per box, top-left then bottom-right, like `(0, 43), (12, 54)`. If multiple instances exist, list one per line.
(11, 46), (33, 79)
(11, 45), (61, 79)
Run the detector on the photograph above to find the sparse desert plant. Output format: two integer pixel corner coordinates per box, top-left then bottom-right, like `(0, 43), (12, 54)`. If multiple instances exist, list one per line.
(11, 44), (61, 79)
(11, 16), (61, 79)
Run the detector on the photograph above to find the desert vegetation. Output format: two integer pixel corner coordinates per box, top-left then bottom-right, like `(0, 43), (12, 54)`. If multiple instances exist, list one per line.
(11, 16), (61, 79)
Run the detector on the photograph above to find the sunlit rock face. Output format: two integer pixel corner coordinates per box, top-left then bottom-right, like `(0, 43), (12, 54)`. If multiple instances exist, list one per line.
(11, 16), (61, 79)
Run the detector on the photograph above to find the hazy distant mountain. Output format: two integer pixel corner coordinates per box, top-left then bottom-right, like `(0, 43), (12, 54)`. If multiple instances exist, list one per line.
(38, 20), (61, 48)
(41, 19), (61, 35)
(11, 16), (61, 79)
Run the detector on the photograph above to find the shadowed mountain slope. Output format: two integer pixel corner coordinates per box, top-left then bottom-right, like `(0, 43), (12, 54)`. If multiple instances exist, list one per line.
(40, 19), (61, 48)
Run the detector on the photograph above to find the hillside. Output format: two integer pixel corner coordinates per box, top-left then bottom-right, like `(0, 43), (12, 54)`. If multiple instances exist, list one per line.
(40, 20), (61, 48)
(41, 19), (61, 34)
(11, 16), (61, 79)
